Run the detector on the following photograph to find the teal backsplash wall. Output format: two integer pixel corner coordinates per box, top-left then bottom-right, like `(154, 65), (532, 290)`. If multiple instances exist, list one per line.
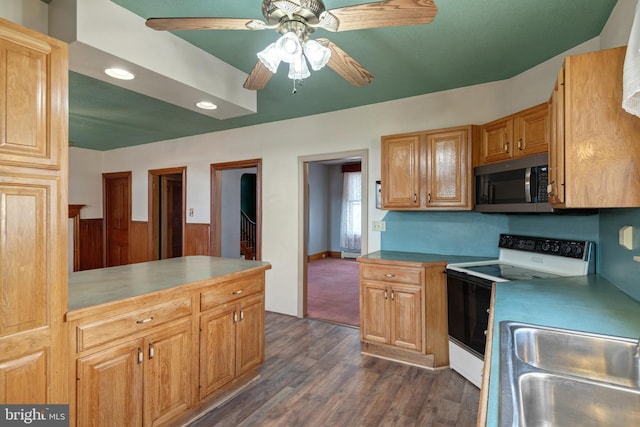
(381, 208), (640, 302)
(380, 210), (600, 264)
(599, 208), (640, 302)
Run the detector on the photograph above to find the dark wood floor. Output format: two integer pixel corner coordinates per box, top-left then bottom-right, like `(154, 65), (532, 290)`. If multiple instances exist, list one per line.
(188, 312), (479, 427)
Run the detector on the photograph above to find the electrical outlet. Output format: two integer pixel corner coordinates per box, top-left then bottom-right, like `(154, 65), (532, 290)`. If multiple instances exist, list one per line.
(372, 220), (386, 232)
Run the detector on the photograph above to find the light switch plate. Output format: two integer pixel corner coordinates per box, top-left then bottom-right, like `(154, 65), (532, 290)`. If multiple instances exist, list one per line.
(619, 225), (634, 250)
(372, 220), (386, 232)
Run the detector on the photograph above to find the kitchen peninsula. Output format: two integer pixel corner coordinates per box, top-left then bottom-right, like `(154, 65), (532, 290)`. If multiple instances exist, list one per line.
(66, 256), (271, 427)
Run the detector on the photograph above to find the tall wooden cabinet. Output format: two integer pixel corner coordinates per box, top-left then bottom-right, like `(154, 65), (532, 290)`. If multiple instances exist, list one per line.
(381, 125), (477, 210)
(0, 18), (68, 404)
(549, 46), (640, 208)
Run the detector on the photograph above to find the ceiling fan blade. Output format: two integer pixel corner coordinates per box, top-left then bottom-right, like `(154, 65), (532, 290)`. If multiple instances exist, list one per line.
(329, 0), (438, 32)
(145, 17), (268, 31)
(317, 39), (374, 87)
(243, 61), (274, 90)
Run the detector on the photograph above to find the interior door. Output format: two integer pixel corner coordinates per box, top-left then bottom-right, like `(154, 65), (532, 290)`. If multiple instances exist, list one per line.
(104, 172), (131, 267)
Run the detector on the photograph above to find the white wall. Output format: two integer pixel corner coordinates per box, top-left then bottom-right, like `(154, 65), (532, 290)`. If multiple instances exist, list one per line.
(68, 0), (635, 317)
(0, 0), (48, 34)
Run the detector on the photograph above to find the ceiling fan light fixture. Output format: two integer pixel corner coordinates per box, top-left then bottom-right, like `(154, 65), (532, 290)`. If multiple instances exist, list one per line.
(257, 42), (282, 73)
(276, 32), (303, 63)
(104, 67), (135, 80)
(304, 39), (331, 71)
(288, 54), (310, 80)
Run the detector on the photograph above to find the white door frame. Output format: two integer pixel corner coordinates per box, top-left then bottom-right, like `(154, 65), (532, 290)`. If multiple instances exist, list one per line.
(298, 149), (368, 318)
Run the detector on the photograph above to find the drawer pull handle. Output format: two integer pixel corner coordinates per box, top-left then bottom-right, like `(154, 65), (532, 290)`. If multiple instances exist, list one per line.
(384, 290), (388, 300)
(137, 347), (143, 365)
(233, 311), (238, 323)
(384, 274), (395, 278)
(232, 290), (243, 295)
(149, 343), (155, 359)
(136, 317), (153, 324)
(240, 309), (244, 321)
(391, 290), (395, 301)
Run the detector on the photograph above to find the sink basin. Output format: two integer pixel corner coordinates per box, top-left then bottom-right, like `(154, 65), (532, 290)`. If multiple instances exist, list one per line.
(500, 321), (640, 426)
(519, 372), (640, 426)
(512, 323), (639, 388)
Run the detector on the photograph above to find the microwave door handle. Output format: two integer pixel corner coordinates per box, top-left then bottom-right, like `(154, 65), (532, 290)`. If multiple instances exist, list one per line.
(524, 167), (532, 203)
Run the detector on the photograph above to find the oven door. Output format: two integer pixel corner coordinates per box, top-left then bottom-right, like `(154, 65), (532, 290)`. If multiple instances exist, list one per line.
(445, 269), (493, 358)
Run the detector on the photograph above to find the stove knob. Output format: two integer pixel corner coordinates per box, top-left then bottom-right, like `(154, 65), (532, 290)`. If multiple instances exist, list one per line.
(541, 242), (551, 252)
(551, 243), (560, 253)
(575, 246), (583, 255)
(563, 245), (573, 255)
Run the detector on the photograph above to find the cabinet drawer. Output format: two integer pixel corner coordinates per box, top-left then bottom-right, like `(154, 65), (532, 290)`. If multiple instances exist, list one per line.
(361, 265), (423, 285)
(77, 297), (192, 352)
(200, 274), (265, 312)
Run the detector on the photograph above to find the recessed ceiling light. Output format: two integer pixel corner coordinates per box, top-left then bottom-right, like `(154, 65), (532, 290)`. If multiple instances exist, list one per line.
(196, 101), (218, 110)
(105, 68), (135, 80)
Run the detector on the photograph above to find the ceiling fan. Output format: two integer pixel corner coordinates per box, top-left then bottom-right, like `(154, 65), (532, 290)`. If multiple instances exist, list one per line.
(146, 0), (438, 90)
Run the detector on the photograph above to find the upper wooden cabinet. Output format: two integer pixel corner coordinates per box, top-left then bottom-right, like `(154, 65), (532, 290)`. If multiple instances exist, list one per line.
(478, 103), (549, 166)
(381, 125), (476, 210)
(0, 19), (68, 404)
(549, 46), (640, 208)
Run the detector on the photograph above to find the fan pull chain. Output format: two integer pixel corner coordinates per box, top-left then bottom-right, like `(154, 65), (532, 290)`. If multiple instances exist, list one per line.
(292, 79), (297, 94)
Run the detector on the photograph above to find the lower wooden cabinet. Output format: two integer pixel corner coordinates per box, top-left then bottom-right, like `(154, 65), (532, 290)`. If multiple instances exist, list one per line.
(358, 257), (449, 369)
(68, 269), (267, 427)
(199, 294), (264, 400)
(76, 319), (192, 427)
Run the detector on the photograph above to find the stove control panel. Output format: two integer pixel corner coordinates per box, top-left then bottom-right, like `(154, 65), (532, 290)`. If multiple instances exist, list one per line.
(498, 234), (590, 260)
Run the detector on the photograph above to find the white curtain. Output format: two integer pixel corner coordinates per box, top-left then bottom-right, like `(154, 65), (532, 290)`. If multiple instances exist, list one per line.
(623, 0), (640, 117)
(340, 171), (361, 251)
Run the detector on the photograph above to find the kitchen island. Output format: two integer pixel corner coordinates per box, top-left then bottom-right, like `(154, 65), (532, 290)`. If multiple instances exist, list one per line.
(482, 275), (640, 426)
(67, 256), (271, 427)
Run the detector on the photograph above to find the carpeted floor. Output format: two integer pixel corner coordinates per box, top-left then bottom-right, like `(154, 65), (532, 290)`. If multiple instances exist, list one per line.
(307, 257), (360, 327)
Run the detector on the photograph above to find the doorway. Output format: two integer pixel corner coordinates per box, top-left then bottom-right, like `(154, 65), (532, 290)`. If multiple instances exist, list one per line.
(103, 171), (131, 267)
(148, 167), (186, 260)
(300, 150), (368, 326)
(210, 159), (262, 260)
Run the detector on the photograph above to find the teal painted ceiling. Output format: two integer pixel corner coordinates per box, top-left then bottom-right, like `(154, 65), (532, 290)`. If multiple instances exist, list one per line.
(70, 0), (618, 150)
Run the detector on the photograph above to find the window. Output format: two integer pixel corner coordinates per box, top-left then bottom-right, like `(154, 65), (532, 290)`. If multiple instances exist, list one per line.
(340, 171), (361, 250)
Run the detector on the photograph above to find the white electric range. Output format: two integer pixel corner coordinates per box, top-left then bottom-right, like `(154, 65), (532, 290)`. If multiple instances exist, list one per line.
(444, 234), (594, 387)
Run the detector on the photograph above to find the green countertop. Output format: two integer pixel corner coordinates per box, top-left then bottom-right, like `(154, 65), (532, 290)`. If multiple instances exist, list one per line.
(486, 275), (640, 426)
(359, 250), (492, 265)
(68, 256), (271, 312)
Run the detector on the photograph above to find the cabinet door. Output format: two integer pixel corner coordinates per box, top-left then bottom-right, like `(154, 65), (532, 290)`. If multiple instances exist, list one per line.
(381, 134), (421, 208)
(426, 129), (470, 208)
(360, 282), (390, 344)
(144, 319), (192, 427)
(237, 294), (265, 376)
(514, 103), (549, 157)
(0, 19), (68, 404)
(77, 341), (143, 427)
(549, 67), (565, 205)
(481, 118), (513, 164)
(390, 284), (422, 351)
(199, 305), (237, 399)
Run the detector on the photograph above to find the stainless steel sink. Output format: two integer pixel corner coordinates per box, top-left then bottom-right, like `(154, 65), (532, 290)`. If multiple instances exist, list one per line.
(500, 321), (640, 426)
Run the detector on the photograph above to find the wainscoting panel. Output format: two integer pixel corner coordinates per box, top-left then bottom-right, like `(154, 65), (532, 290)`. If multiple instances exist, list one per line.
(79, 219), (104, 271)
(130, 221), (149, 264)
(185, 223), (210, 255)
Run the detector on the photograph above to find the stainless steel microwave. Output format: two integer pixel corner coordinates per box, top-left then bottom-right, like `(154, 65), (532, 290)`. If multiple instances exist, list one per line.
(474, 153), (553, 213)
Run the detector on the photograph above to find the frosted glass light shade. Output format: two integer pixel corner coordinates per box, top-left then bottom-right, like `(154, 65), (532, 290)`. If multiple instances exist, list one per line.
(288, 55), (310, 80)
(257, 43), (281, 73)
(276, 32), (303, 63)
(304, 40), (331, 71)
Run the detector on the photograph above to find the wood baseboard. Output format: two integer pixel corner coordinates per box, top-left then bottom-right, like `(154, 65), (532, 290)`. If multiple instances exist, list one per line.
(361, 342), (441, 370)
